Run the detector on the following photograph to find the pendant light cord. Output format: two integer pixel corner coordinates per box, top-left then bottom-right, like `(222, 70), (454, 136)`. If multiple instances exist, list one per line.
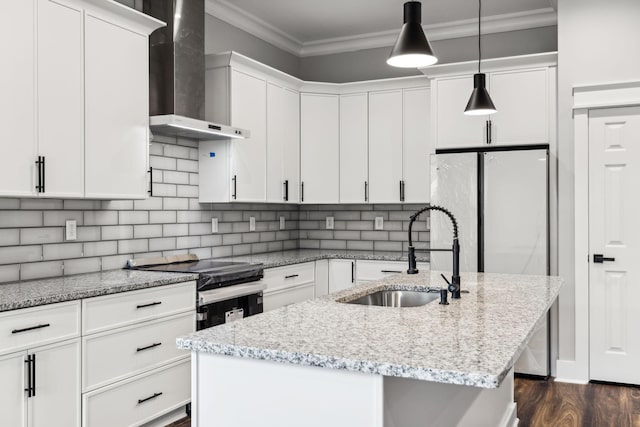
(478, 0), (481, 73)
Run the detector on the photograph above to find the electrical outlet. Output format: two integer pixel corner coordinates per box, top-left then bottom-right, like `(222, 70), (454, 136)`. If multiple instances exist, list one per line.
(375, 217), (384, 230)
(249, 216), (256, 232)
(280, 216), (286, 230)
(65, 220), (77, 241)
(211, 218), (219, 233)
(326, 216), (334, 230)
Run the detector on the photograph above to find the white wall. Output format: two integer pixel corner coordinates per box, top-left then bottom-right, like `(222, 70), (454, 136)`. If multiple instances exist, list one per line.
(557, 0), (640, 375)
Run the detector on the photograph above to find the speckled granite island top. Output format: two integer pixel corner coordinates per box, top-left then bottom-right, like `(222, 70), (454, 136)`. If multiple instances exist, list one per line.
(0, 270), (198, 312)
(217, 248), (429, 268)
(178, 271), (563, 389)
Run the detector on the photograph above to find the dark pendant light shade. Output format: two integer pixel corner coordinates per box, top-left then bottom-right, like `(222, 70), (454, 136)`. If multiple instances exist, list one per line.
(464, 0), (497, 115)
(387, 2), (437, 68)
(464, 73), (497, 115)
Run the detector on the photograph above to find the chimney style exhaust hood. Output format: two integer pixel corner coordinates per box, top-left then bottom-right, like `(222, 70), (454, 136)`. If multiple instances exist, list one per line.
(143, 0), (248, 140)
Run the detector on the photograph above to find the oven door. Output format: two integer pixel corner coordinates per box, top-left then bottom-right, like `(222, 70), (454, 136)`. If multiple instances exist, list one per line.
(197, 281), (265, 330)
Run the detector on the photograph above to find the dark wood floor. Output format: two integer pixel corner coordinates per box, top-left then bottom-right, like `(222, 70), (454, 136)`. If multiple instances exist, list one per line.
(167, 377), (640, 427)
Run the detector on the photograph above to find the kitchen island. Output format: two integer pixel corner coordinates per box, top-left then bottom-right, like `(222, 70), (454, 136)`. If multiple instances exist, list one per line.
(178, 271), (563, 427)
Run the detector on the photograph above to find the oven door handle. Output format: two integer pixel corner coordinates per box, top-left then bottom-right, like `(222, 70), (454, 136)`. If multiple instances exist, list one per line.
(198, 281), (267, 306)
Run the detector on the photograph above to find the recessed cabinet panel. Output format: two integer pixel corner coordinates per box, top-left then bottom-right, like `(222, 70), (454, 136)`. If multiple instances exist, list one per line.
(489, 69), (548, 145)
(0, 351), (27, 427)
(368, 90), (403, 203)
(282, 88), (300, 203)
(37, 0), (84, 198)
(85, 15), (149, 199)
(340, 93), (369, 203)
(300, 94), (340, 203)
(230, 70), (267, 202)
(434, 76), (486, 148)
(0, 1), (36, 197)
(403, 87), (431, 203)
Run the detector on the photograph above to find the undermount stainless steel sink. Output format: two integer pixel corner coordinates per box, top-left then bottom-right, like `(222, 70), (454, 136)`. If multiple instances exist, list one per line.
(343, 290), (439, 307)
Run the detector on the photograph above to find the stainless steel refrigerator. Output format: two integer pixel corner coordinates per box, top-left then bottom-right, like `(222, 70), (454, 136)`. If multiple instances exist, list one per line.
(430, 145), (549, 377)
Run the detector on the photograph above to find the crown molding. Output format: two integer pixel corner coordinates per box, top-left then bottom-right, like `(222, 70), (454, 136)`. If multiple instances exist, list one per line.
(205, 1), (557, 58)
(419, 52), (557, 79)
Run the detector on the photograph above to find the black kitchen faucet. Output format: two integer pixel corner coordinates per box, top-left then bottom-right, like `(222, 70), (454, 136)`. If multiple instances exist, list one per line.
(407, 205), (461, 299)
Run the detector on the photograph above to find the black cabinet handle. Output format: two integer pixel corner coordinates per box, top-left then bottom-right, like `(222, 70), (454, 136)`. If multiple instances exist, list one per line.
(35, 156), (43, 193)
(364, 181), (368, 202)
(351, 262), (355, 283)
(284, 274), (299, 279)
(136, 342), (162, 352)
(41, 156), (45, 193)
(301, 182), (304, 202)
(593, 254), (616, 263)
(138, 392), (163, 405)
(232, 175), (237, 200)
(12, 323), (50, 334)
(485, 121), (490, 144)
(24, 355), (34, 398)
(284, 180), (289, 202)
(32, 354), (36, 397)
(136, 301), (162, 309)
(148, 167), (153, 196)
(399, 181), (405, 202)
(381, 270), (403, 274)
(488, 120), (493, 144)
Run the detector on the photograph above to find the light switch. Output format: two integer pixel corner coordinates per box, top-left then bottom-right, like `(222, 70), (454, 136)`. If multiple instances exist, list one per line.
(326, 216), (334, 230)
(211, 218), (219, 233)
(375, 217), (384, 230)
(280, 216), (286, 230)
(249, 217), (256, 232)
(65, 220), (77, 241)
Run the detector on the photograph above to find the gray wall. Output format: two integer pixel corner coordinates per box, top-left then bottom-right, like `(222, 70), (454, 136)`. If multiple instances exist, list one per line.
(205, 14), (301, 77)
(557, 0), (640, 362)
(299, 26), (558, 83)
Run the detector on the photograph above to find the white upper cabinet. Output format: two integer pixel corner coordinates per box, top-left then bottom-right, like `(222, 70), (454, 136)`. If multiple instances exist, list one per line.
(432, 75), (487, 149)
(488, 68), (549, 145)
(267, 83), (300, 203)
(300, 93), (340, 204)
(230, 70), (267, 202)
(368, 90), (404, 203)
(0, 1), (37, 197)
(403, 87), (431, 203)
(0, 0), (162, 200)
(339, 93), (369, 203)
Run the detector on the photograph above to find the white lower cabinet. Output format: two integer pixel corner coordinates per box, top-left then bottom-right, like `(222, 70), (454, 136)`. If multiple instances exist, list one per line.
(0, 301), (82, 427)
(263, 263), (316, 311)
(329, 260), (355, 293)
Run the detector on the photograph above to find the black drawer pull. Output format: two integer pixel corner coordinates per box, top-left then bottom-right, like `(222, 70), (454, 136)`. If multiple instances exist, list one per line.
(284, 274), (299, 279)
(138, 392), (163, 405)
(381, 270), (402, 274)
(136, 342), (162, 352)
(593, 254), (615, 263)
(12, 323), (50, 334)
(136, 301), (162, 309)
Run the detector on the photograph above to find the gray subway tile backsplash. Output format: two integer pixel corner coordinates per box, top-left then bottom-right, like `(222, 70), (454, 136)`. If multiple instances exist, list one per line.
(0, 136), (428, 284)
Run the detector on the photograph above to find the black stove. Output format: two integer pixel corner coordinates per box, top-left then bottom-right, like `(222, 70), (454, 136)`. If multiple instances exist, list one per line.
(127, 254), (264, 291)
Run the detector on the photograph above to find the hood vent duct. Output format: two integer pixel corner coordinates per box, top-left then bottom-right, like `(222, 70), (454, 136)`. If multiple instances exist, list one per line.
(143, 0), (248, 140)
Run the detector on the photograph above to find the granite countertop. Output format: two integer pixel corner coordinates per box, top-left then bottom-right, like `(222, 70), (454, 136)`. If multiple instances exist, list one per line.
(218, 249), (429, 269)
(177, 271), (563, 389)
(0, 270), (198, 312)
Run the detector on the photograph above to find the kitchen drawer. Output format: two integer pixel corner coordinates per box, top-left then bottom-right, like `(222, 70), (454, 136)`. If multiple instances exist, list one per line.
(0, 300), (80, 356)
(356, 260), (429, 282)
(82, 312), (194, 392)
(82, 358), (190, 427)
(82, 281), (195, 335)
(263, 283), (315, 312)
(263, 262), (315, 292)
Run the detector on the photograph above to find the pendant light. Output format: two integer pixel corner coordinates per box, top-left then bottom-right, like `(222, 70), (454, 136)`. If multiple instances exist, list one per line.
(387, 1), (437, 68)
(464, 0), (497, 115)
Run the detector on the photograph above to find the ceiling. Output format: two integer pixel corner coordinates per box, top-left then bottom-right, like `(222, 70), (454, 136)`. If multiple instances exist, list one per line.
(205, 0), (558, 56)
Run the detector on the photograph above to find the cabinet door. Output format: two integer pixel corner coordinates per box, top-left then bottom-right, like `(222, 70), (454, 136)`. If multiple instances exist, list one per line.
(0, 1), (37, 197)
(340, 93), (369, 203)
(267, 84), (299, 203)
(329, 260), (355, 293)
(403, 87), (431, 203)
(368, 90), (403, 203)
(37, 0), (84, 198)
(0, 351), (27, 427)
(300, 94), (339, 203)
(30, 339), (80, 427)
(434, 76), (486, 148)
(84, 14), (149, 199)
(230, 70), (267, 202)
(489, 68), (549, 145)
(263, 284), (315, 312)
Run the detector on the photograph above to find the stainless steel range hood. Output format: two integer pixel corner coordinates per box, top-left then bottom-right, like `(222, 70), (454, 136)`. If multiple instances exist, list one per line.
(143, 0), (247, 140)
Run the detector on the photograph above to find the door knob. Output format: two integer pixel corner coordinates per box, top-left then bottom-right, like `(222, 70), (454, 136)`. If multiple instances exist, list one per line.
(593, 254), (615, 263)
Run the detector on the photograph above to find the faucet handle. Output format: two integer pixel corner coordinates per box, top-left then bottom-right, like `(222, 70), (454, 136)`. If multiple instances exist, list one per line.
(440, 274), (458, 296)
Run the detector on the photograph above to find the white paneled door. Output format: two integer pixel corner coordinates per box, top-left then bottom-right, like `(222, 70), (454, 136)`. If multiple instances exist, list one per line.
(589, 106), (640, 384)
